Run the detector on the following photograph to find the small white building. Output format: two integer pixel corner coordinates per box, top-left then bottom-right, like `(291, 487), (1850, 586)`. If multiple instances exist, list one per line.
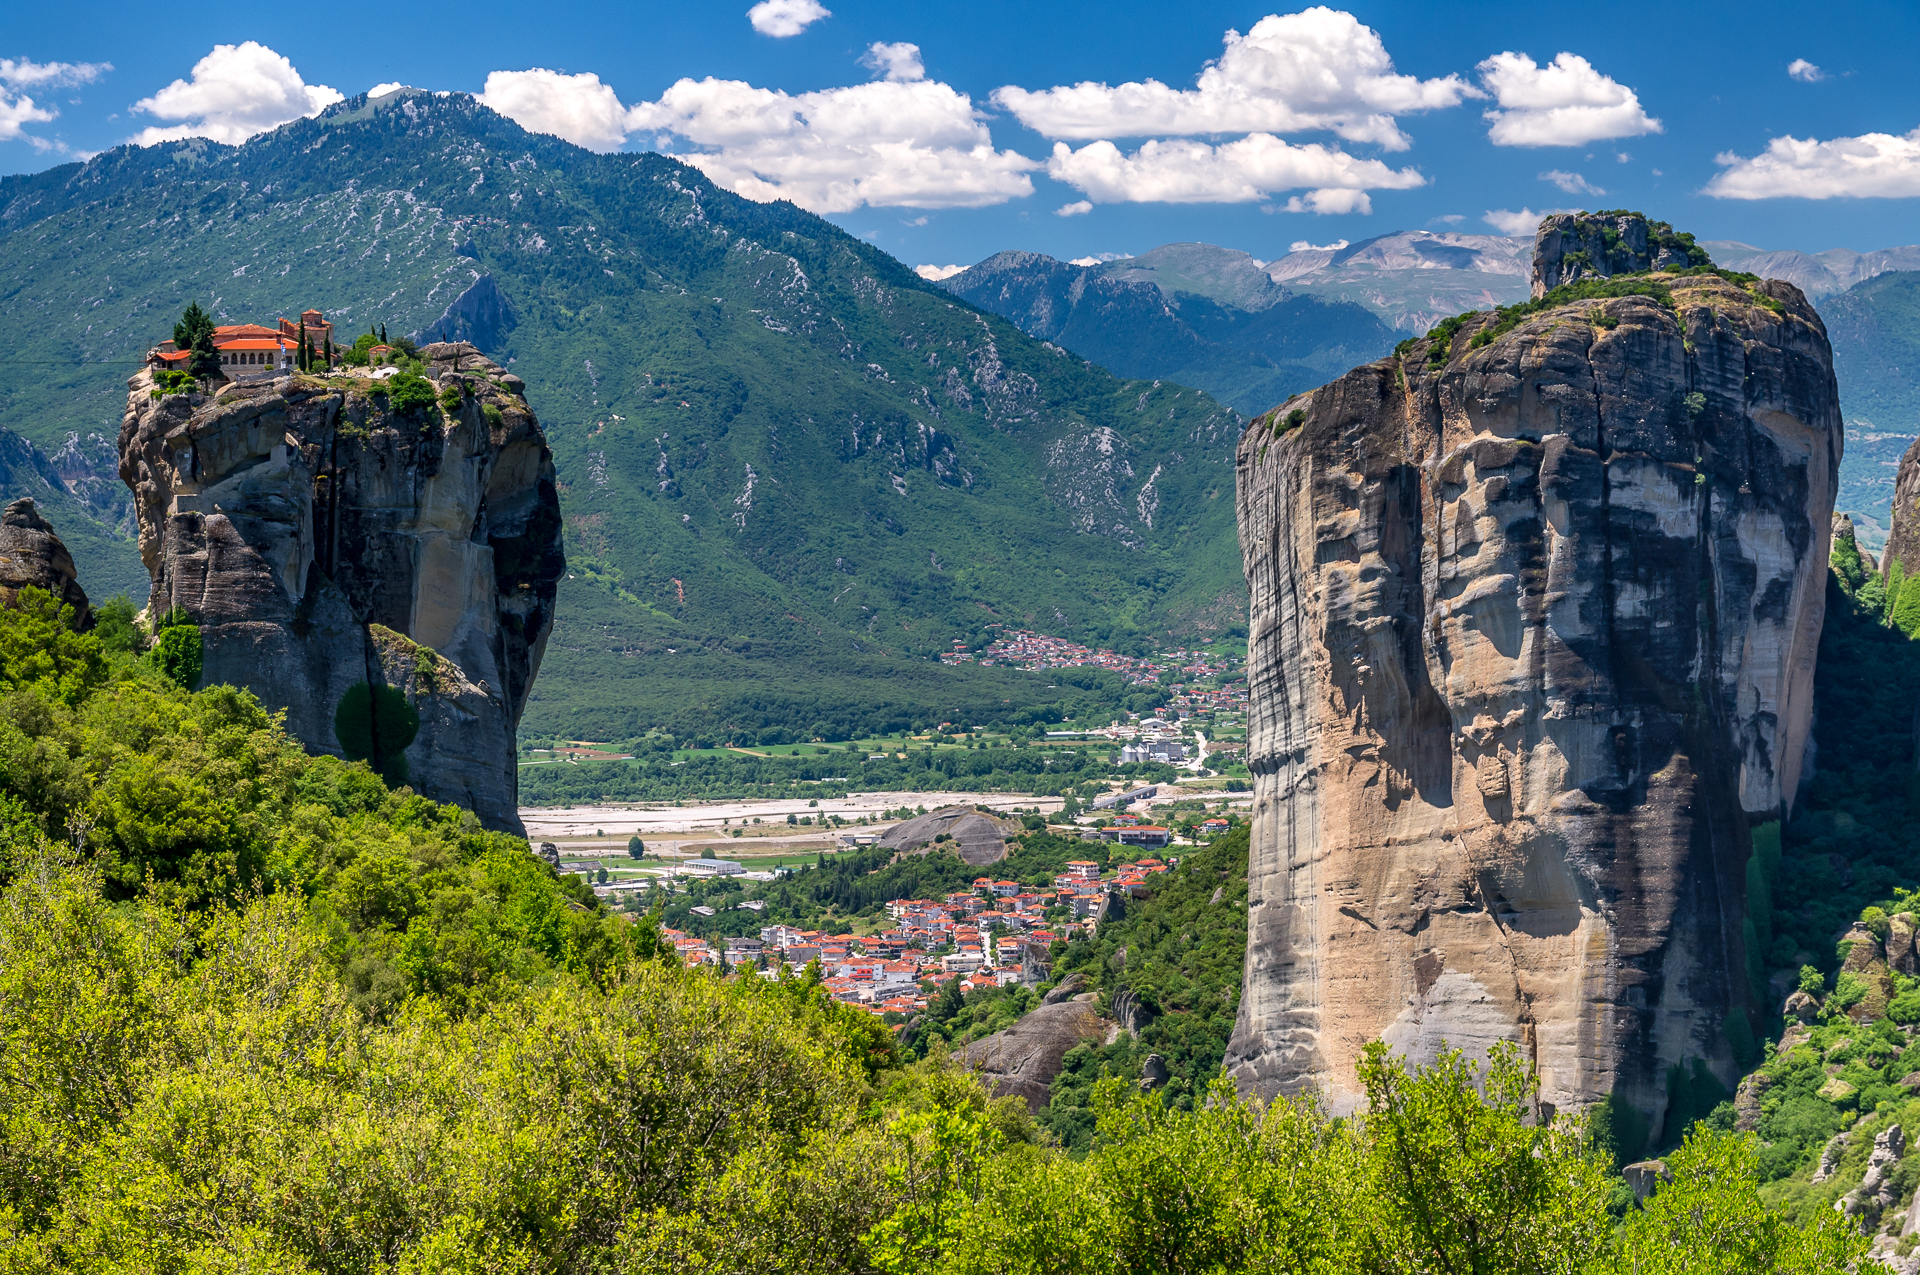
(681, 858), (745, 877)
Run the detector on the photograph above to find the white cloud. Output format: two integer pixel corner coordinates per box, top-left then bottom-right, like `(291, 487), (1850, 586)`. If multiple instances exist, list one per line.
(130, 42), (342, 146)
(1706, 128), (1920, 200)
(1056, 199), (1093, 216)
(1477, 51), (1660, 147)
(748, 0), (829, 37)
(0, 57), (111, 88)
(1046, 133), (1422, 210)
(915, 263), (966, 281)
(368, 82), (408, 98)
(1290, 238), (1348, 251)
(1788, 59), (1826, 83)
(993, 7), (1475, 151)
(1539, 168), (1603, 195)
(481, 69), (633, 152)
(630, 74), (1036, 213)
(1482, 206), (1569, 235)
(1069, 252), (1131, 265)
(0, 91), (55, 148)
(1429, 212), (1465, 224)
(0, 57), (111, 150)
(860, 42), (923, 83)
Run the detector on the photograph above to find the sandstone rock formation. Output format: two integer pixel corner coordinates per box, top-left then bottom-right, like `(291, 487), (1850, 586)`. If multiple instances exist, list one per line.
(1530, 212), (1708, 297)
(880, 806), (1017, 866)
(0, 498), (89, 622)
(1227, 216), (1841, 1144)
(118, 342), (563, 832)
(959, 993), (1105, 1111)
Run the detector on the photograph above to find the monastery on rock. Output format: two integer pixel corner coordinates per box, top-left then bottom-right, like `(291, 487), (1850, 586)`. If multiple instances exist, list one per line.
(148, 309), (336, 378)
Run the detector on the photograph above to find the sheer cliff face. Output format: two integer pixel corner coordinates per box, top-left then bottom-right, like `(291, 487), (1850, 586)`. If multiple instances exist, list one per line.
(1228, 271), (1839, 1135)
(119, 343), (563, 832)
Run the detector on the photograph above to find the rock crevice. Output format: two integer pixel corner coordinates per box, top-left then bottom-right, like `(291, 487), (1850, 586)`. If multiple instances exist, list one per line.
(1228, 217), (1840, 1143)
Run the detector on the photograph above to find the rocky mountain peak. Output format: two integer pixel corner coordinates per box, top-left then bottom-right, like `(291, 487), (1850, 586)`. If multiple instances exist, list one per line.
(1531, 211), (1712, 297)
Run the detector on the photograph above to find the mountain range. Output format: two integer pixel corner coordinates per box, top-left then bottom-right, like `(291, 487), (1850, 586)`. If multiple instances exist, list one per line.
(943, 231), (1920, 549)
(0, 90), (1244, 743)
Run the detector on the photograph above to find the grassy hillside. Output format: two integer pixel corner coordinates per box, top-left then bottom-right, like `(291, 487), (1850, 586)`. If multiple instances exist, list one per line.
(0, 91), (1246, 740)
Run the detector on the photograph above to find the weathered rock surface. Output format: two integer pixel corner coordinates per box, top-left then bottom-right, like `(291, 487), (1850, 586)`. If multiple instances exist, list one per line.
(1227, 215), (1841, 1142)
(880, 805), (1016, 866)
(959, 994), (1105, 1112)
(1840, 1124), (1906, 1231)
(1881, 436), (1920, 578)
(118, 343), (563, 831)
(1531, 212), (1706, 297)
(0, 498), (88, 622)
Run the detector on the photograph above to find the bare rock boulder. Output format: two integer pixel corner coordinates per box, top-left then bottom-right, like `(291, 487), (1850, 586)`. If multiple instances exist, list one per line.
(1227, 215), (1839, 1143)
(959, 994), (1105, 1112)
(117, 346), (562, 832)
(0, 498), (88, 623)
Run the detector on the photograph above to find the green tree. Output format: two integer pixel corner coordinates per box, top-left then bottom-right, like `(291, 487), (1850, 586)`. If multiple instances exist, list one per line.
(628, 835), (646, 858)
(1615, 1125), (1872, 1273)
(152, 620), (202, 690)
(1355, 1039), (1612, 1274)
(333, 681), (420, 787)
(172, 301), (214, 352)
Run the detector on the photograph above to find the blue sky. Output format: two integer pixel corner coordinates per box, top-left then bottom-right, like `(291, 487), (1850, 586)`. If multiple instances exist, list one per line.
(6, 1), (1920, 269)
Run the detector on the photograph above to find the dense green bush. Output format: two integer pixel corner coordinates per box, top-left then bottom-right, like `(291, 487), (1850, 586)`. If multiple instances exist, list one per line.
(333, 680), (420, 787)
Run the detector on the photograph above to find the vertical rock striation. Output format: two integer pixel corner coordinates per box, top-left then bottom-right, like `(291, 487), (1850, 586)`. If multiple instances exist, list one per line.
(1227, 217), (1840, 1142)
(118, 343), (563, 832)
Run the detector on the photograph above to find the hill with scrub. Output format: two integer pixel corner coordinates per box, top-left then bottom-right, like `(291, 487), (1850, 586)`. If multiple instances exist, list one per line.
(0, 89), (1245, 743)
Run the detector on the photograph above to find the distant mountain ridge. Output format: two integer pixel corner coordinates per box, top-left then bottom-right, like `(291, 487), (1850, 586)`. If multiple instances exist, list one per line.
(939, 244), (1398, 415)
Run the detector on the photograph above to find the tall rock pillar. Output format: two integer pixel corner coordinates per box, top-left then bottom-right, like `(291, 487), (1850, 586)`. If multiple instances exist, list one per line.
(118, 343), (563, 833)
(1226, 219), (1840, 1143)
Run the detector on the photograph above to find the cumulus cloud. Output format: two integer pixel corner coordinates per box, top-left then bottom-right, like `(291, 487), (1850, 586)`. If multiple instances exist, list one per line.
(1539, 168), (1603, 195)
(629, 73), (1036, 213)
(368, 82), (409, 98)
(1705, 128), (1920, 200)
(0, 57), (112, 151)
(1056, 199), (1093, 216)
(860, 41), (923, 83)
(1429, 212), (1465, 224)
(1046, 133), (1422, 211)
(1482, 206), (1568, 235)
(1477, 51), (1659, 147)
(1788, 59), (1826, 83)
(748, 0), (829, 37)
(1290, 238), (1348, 251)
(914, 263), (967, 281)
(993, 7), (1475, 151)
(481, 69), (633, 151)
(131, 42), (341, 146)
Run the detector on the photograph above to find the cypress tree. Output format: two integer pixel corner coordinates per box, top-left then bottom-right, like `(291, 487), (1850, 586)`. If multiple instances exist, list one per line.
(297, 327), (309, 372)
(324, 335), (333, 368)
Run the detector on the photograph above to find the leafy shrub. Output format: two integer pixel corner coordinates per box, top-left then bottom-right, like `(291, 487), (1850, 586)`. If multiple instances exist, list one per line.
(333, 681), (420, 787)
(1830, 970), (1869, 1011)
(384, 371), (437, 416)
(153, 623), (202, 691)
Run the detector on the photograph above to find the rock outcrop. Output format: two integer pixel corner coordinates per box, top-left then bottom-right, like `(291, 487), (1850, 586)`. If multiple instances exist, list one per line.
(1880, 436), (1920, 580)
(1227, 214), (1841, 1142)
(118, 343), (563, 832)
(0, 498), (88, 622)
(880, 806), (1017, 866)
(959, 993), (1106, 1111)
(1530, 212), (1709, 297)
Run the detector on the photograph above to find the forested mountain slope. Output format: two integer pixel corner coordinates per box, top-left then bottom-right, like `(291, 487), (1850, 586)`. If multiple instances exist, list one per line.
(0, 90), (1244, 740)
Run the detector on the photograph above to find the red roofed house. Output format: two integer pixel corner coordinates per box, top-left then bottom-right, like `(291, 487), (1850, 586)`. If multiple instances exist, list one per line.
(149, 309), (337, 380)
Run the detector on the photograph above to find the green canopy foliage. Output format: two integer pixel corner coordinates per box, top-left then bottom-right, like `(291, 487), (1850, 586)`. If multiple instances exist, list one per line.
(333, 681), (420, 788)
